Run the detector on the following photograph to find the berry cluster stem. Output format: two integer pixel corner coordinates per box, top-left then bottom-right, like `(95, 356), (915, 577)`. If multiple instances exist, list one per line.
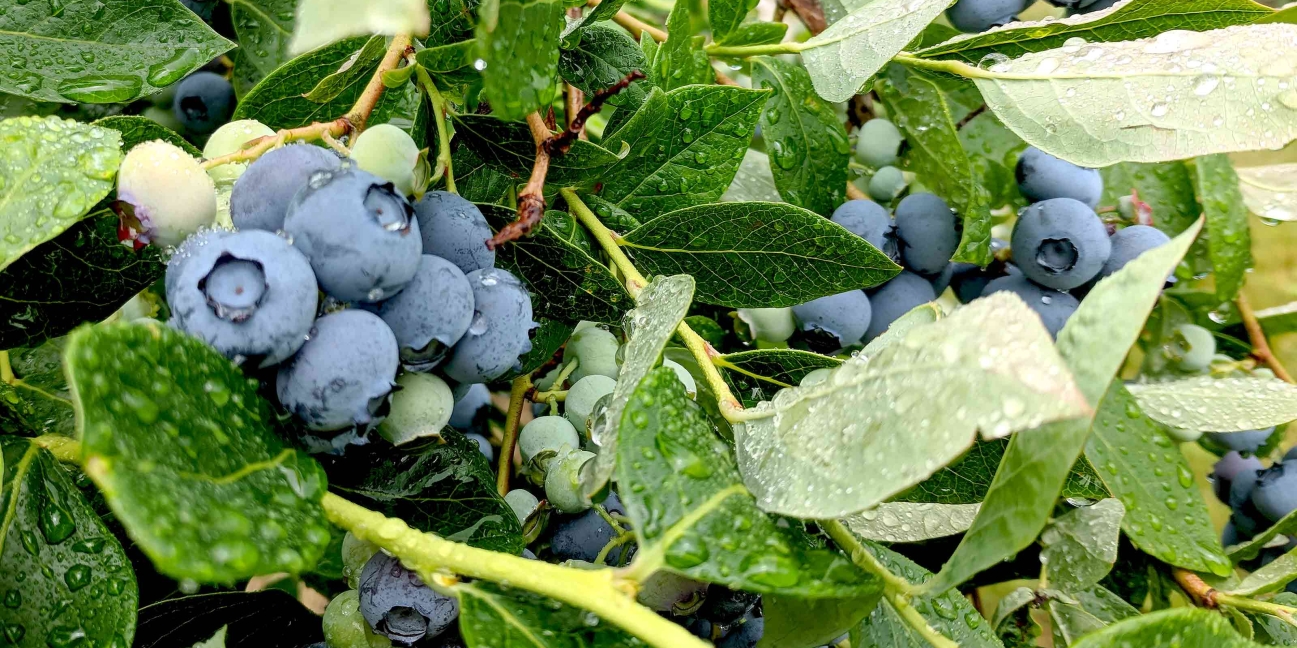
(1174, 568), (1297, 625)
(497, 374), (533, 496)
(411, 58), (457, 194)
(1237, 292), (1295, 383)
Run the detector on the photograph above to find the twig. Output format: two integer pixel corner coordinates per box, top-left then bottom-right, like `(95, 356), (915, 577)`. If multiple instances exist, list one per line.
(346, 35), (415, 132)
(955, 104), (986, 130)
(846, 182), (868, 201)
(1237, 292), (1295, 383)
(497, 375), (533, 496)
(614, 11), (668, 42)
(785, 0), (827, 34)
(545, 71), (645, 156)
(487, 113), (551, 249)
(565, 84), (586, 137)
(713, 69), (741, 87)
(1174, 569), (1220, 608)
(1173, 568), (1297, 624)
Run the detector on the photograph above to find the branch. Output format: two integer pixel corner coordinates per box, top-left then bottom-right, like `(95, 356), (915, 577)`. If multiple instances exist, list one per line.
(846, 182), (868, 201)
(785, 0), (827, 34)
(1237, 292), (1295, 383)
(955, 104), (986, 130)
(545, 71), (645, 157)
(346, 34), (415, 132)
(488, 113), (551, 249)
(614, 11), (668, 42)
(497, 375), (533, 496)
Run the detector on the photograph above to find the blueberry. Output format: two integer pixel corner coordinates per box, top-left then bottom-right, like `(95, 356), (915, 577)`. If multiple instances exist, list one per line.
(1285, 445), (1297, 463)
(564, 325), (621, 383)
(894, 192), (959, 275)
(545, 447), (597, 513)
(449, 383), (492, 430)
(946, 0), (1027, 32)
(736, 307), (797, 343)
(116, 140), (217, 247)
(687, 618), (714, 640)
(948, 239), (1013, 303)
(855, 119), (903, 168)
(518, 415), (580, 463)
(1170, 323), (1216, 373)
(1213, 451), (1264, 503)
(864, 271), (937, 342)
(341, 532), (380, 589)
(1071, 0), (1120, 13)
(350, 124), (420, 196)
(1011, 198), (1111, 290)
(230, 144), (342, 232)
(413, 191), (496, 274)
(322, 590), (391, 648)
(378, 373), (454, 446)
(982, 275), (1078, 338)
(466, 433), (494, 462)
(276, 310), (399, 432)
(284, 167), (422, 303)
(565, 375), (617, 433)
(377, 255), (475, 371)
(1015, 147), (1104, 208)
(831, 199), (895, 257)
(167, 230), (317, 367)
(504, 489), (540, 523)
(1230, 466), (1264, 537)
(792, 290), (873, 350)
(1093, 225), (1171, 282)
(180, 0), (218, 22)
(1254, 462), (1297, 522)
(442, 268), (535, 384)
(172, 72), (235, 134)
(636, 571), (708, 614)
(203, 119), (276, 186)
(359, 552), (459, 644)
(699, 587), (761, 626)
(1222, 520), (1240, 548)
(1204, 427), (1276, 455)
(549, 494), (626, 563)
(868, 166), (907, 202)
(718, 612), (764, 648)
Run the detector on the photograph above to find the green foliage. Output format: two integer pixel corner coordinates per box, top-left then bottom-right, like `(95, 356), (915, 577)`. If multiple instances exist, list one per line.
(457, 582), (646, 646)
(1194, 154), (1254, 301)
(93, 115), (201, 156)
(455, 114), (625, 185)
(559, 24), (652, 111)
(475, 0), (565, 121)
(0, 338), (74, 438)
(1068, 608), (1260, 648)
(719, 349), (842, 408)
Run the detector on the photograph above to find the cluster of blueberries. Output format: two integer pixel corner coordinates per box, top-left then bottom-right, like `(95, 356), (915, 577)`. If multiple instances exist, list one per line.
(946, 0), (1122, 34)
(1211, 432), (1294, 573)
(741, 118), (1173, 351)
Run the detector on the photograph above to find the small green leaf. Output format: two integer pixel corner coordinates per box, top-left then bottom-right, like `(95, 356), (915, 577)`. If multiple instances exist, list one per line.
(454, 114), (626, 186)
(892, 440), (1110, 505)
(841, 502), (981, 544)
(325, 432), (524, 554)
(1228, 506), (1297, 563)
(302, 35), (387, 103)
(751, 57), (849, 216)
(479, 204), (635, 323)
(1228, 547), (1297, 596)
(500, 318), (573, 381)
(69, 322), (332, 583)
(735, 293), (1090, 519)
(1069, 608), (1257, 648)
(0, 116), (122, 272)
(415, 40), (477, 76)
(621, 201), (900, 308)
(1129, 376), (1297, 432)
(875, 66), (994, 264)
(709, 0), (759, 43)
(135, 591), (326, 647)
(93, 115), (201, 156)
(568, 0), (629, 32)
(761, 595), (878, 648)
(228, 0), (296, 80)
(915, 0), (1272, 63)
(476, 0), (565, 121)
(1193, 154), (1253, 301)
(0, 338), (74, 437)
(1048, 598), (1109, 645)
(1, 438), (137, 648)
(558, 24), (651, 110)
(719, 349), (842, 408)
(457, 581), (644, 647)
(618, 367), (882, 598)
(0, 0), (233, 103)
(718, 22), (789, 47)
(1084, 384), (1231, 576)
(799, 0), (954, 103)
(1233, 154), (1297, 223)
(599, 85), (768, 219)
(290, 0), (430, 54)
(652, 0), (712, 90)
(1040, 499), (1125, 592)
(587, 275), (695, 496)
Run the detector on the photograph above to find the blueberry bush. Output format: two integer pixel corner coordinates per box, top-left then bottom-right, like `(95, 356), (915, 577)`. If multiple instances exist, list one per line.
(3, 0), (1297, 646)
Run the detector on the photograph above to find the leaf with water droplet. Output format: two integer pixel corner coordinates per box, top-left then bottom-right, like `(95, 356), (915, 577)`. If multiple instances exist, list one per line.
(736, 292), (1089, 520)
(718, 348), (842, 408)
(1065, 607), (1258, 648)
(1129, 375), (1297, 433)
(618, 367), (881, 599)
(289, 0), (430, 54)
(1231, 143), (1297, 222)
(1189, 154), (1254, 301)
(301, 35), (387, 103)
(721, 149), (783, 204)
(762, 594), (880, 648)
(456, 581), (644, 647)
(558, 24), (651, 112)
(454, 113), (628, 187)
(474, 0), (565, 121)
(842, 502), (981, 544)
(621, 201), (899, 308)
(68, 321), (331, 583)
(1039, 498), (1125, 592)
(0, 437), (136, 647)
(973, 24), (1297, 166)
(1100, 160), (1213, 281)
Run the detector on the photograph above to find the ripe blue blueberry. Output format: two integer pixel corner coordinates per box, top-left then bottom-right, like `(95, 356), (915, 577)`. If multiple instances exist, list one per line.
(449, 383), (492, 430)
(894, 192), (960, 275)
(1072, 0), (1120, 13)
(1229, 466), (1264, 537)
(173, 72), (235, 134)
(359, 552), (459, 644)
(466, 433), (494, 462)
(636, 571), (708, 614)
(831, 199), (895, 257)
(414, 191), (496, 274)
(1204, 427), (1276, 455)
(946, 0), (1028, 33)
(1213, 451), (1264, 503)
(1092, 225), (1171, 282)
(792, 290), (872, 351)
(718, 612), (764, 648)
(982, 274), (1079, 338)
(167, 230), (317, 368)
(230, 144), (341, 232)
(181, 0), (218, 22)
(377, 255), (474, 371)
(276, 310), (399, 432)
(1015, 147), (1104, 209)
(549, 494), (627, 564)
(699, 587), (761, 626)
(1253, 461), (1297, 523)
(855, 119), (903, 168)
(284, 167), (422, 303)
(865, 271), (937, 342)
(947, 239), (1013, 303)
(443, 268), (536, 384)
(1011, 198), (1111, 290)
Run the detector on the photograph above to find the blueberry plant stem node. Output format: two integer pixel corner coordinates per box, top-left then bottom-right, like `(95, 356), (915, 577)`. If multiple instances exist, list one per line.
(1173, 567), (1297, 623)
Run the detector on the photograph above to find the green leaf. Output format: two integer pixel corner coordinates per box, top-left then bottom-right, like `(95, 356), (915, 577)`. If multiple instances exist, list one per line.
(599, 85), (768, 219)
(1227, 547), (1297, 596)
(0, 116), (122, 273)
(1040, 499), (1125, 592)
(620, 201), (900, 308)
(1233, 153), (1297, 222)
(852, 540), (1004, 648)
(1129, 376), (1297, 432)
(93, 115), (201, 156)
(1228, 506), (1297, 563)
(875, 66), (994, 264)
(290, 0), (430, 53)
(617, 366), (882, 599)
(1069, 608), (1258, 648)
(478, 204), (635, 323)
(1084, 384), (1231, 576)
(456, 581), (644, 647)
(454, 146), (517, 205)
(799, 0), (954, 103)
(69, 322), (332, 583)
(958, 97), (1028, 211)
(710, 0), (759, 44)
(1, 438), (137, 648)
(500, 318), (573, 381)
(190, 626), (226, 648)
(302, 35), (387, 103)
(568, 0), (629, 32)
(722, 149), (782, 203)
(0, 338), (74, 437)
(860, 302), (944, 358)
(587, 275), (694, 497)
(841, 502), (981, 544)
(751, 57), (849, 216)
(971, 24), (1297, 167)
(718, 22), (789, 47)
(735, 293), (1090, 519)
(652, 0), (712, 90)
(228, 0), (296, 80)
(915, 0), (1272, 63)
(1193, 154), (1253, 301)
(135, 591), (326, 647)
(718, 349), (842, 408)
(1048, 598), (1110, 646)
(454, 114), (626, 186)
(923, 221), (1204, 595)
(580, 193), (642, 231)
(0, 0), (234, 103)
(892, 439), (1110, 505)
(0, 204), (167, 349)
(476, 0), (564, 121)
(231, 37), (423, 134)
(558, 24), (651, 110)
(761, 595), (878, 648)
(415, 39), (477, 76)
(325, 432), (524, 554)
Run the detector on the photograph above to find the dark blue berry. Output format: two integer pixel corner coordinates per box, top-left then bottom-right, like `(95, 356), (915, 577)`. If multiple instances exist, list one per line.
(1015, 147), (1104, 208)
(865, 271), (936, 342)
(1011, 198), (1111, 290)
(173, 72), (235, 134)
(894, 192), (959, 275)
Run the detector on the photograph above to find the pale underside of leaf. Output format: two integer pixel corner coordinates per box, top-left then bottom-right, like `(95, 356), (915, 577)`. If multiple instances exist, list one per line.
(290, 0), (431, 53)
(841, 502), (980, 543)
(972, 24), (1297, 167)
(1039, 498), (1125, 591)
(1128, 375), (1297, 432)
(1235, 161), (1297, 221)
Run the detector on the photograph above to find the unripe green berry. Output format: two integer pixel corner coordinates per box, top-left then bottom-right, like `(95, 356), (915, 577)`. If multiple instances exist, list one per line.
(868, 165), (906, 202)
(142, 105), (184, 133)
(504, 488), (540, 523)
(203, 119), (275, 185)
(636, 570), (708, 614)
(565, 375), (616, 432)
(856, 119), (903, 168)
(545, 447), (596, 513)
(323, 590), (392, 648)
(116, 139), (217, 247)
(565, 326), (620, 383)
(737, 307), (795, 343)
(341, 532), (380, 589)
(377, 373), (454, 446)
(518, 415), (580, 463)
(349, 124), (419, 196)
(1170, 323), (1216, 373)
